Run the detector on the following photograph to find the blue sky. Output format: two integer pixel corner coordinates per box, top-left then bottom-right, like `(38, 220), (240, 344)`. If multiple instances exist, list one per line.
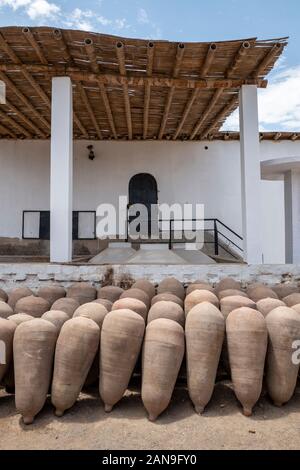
(0, 0), (299, 131)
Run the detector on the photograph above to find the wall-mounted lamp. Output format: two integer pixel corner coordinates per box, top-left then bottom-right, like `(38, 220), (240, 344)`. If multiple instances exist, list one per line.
(87, 144), (95, 160)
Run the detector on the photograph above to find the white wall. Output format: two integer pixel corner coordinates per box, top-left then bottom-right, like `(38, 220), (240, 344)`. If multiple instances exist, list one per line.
(1, 138), (299, 263)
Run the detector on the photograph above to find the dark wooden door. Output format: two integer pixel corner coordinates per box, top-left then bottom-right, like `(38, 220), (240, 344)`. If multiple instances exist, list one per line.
(128, 173), (158, 236)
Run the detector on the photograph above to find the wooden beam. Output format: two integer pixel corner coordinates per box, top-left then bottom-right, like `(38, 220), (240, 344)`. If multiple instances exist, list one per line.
(158, 43), (185, 139)
(84, 38), (117, 139)
(0, 71), (50, 131)
(0, 64), (269, 89)
(77, 82), (102, 139)
(21, 68), (50, 108)
(0, 121), (17, 138)
(291, 133), (299, 141)
(172, 89), (199, 140)
(143, 42), (154, 139)
(0, 32), (21, 63)
(5, 98), (47, 137)
(97, 80), (118, 139)
(201, 95), (238, 139)
(52, 29), (73, 64)
(253, 43), (283, 77)
(200, 43), (217, 77)
(84, 38), (99, 74)
(22, 27), (48, 65)
(190, 89), (223, 140)
(259, 132), (264, 141)
(226, 41), (251, 78)
(0, 108), (32, 137)
(116, 42), (132, 139)
(73, 114), (89, 139)
(274, 132), (282, 141)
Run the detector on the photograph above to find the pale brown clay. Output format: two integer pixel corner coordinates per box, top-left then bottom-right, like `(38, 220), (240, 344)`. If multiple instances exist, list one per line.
(157, 277), (185, 300)
(282, 293), (300, 307)
(220, 295), (256, 319)
(0, 288), (8, 303)
(132, 279), (156, 299)
(92, 298), (113, 312)
(8, 287), (33, 310)
(66, 283), (97, 305)
(266, 306), (300, 406)
(4, 314), (34, 391)
(186, 302), (225, 414)
(215, 278), (241, 294)
(0, 318), (16, 382)
(147, 301), (185, 327)
(291, 303), (300, 314)
(142, 318), (184, 421)
(0, 300), (13, 319)
(37, 286), (66, 305)
(186, 283), (215, 295)
(248, 286), (278, 302)
(51, 298), (80, 317)
(97, 286), (124, 303)
(256, 298), (285, 317)
(73, 302), (108, 328)
(112, 298), (148, 322)
(7, 313), (34, 325)
(272, 284), (299, 300)
(15, 295), (50, 317)
(151, 293), (183, 308)
(51, 317), (100, 416)
(42, 310), (70, 331)
(218, 289), (248, 300)
(226, 307), (267, 416)
(185, 290), (219, 316)
(120, 288), (150, 310)
(246, 283), (265, 297)
(100, 309), (145, 412)
(14, 319), (58, 424)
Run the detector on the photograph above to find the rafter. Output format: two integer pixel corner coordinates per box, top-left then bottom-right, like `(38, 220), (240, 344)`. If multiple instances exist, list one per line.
(77, 82), (102, 139)
(201, 95), (238, 139)
(253, 43), (283, 77)
(200, 43), (217, 77)
(143, 42), (154, 139)
(22, 27), (48, 65)
(158, 43), (185, 139)
(0, 121), (17, 138)
(172, 89), (199, 140)
(190, 89), (223, 140)
(52, 29), (73, 64)
(226, 41), (251, 78)
(0, 108), (32, 137)
(84, 37), (117, 139)
(274, 132), (282, 141)
(5, 98), (47, 137)
(291, 133), (299, 141)
(116, 41), (132, 139)
(0, 71), (50, 131)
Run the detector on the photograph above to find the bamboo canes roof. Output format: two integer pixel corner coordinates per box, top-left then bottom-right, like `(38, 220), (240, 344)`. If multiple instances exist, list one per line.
(0, 26), (288, 140)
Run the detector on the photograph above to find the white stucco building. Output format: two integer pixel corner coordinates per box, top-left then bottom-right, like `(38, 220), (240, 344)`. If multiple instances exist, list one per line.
(0, 26), (299, 272)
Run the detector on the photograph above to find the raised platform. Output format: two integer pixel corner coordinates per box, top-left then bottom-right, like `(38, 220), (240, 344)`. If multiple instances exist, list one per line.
(0, 262), (298, 290)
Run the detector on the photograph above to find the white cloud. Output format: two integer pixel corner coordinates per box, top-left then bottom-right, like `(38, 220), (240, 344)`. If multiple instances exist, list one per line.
(137, 8), (149, 24)
(26, 0), (59, 19)
(98, 15), (112, 26)
(223, 64), (300, 132)
(0, 0), (60, 19)
(65, 8), (94, 31)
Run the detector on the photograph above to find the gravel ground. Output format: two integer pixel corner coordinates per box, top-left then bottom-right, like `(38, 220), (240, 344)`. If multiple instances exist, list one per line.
(1, 380), (300, 450)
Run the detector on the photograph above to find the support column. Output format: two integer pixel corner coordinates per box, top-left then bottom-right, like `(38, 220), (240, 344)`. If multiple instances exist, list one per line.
(50, 77), (73, 263)
(284, 170), (300, 263)
(239, 85), (263, 264)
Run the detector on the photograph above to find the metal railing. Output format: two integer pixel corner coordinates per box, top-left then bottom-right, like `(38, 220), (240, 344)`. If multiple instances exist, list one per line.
(126, 216), (243, 259)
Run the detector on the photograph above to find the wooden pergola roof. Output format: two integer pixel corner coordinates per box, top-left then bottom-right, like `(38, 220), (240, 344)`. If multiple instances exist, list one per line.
(0, 26), (287, 140)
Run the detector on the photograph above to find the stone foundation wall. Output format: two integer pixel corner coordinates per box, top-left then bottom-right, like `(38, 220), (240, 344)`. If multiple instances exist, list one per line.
(0, 262), (299, 290)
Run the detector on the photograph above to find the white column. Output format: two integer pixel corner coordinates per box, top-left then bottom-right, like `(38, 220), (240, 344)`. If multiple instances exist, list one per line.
(50, 77), (73, 263)
(284, 170), (300, 263)
(239, 85), (263, 264)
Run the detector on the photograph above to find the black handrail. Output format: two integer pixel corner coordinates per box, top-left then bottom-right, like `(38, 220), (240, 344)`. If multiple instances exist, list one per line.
(126, 213), (243, 258)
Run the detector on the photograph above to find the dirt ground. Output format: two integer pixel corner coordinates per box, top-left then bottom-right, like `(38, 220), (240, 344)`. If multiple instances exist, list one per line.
(0, 380), (300, 450)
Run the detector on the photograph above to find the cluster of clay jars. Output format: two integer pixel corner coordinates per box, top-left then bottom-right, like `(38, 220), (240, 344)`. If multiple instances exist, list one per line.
(0, 276), (300, 424)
